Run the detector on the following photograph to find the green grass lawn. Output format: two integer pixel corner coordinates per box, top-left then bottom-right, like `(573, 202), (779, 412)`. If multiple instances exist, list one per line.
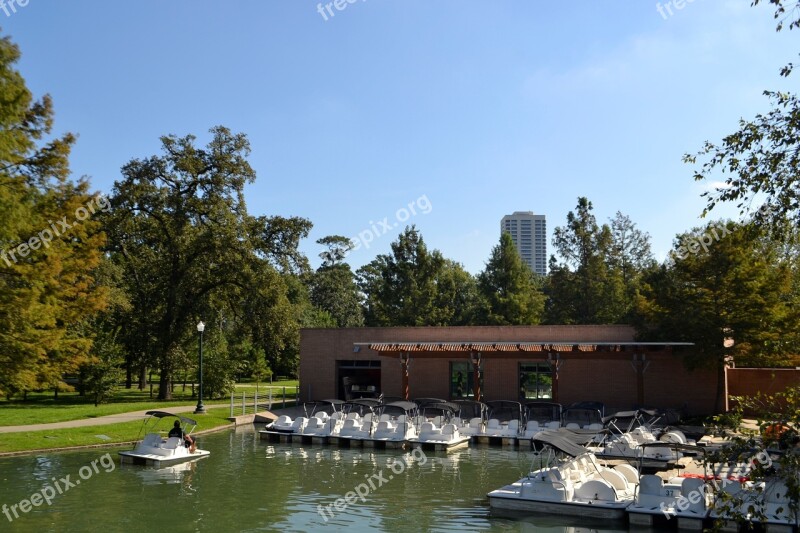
(0, 407), (235, 454)
(0, 382), (299, 426)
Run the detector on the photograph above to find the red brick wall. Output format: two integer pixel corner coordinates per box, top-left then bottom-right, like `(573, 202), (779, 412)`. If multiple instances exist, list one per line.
(726, 368), (800, 413)
(299, 326), (719, 415)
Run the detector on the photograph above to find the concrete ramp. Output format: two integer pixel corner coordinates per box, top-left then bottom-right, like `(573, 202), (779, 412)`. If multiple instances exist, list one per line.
(254, 411), (279, 424)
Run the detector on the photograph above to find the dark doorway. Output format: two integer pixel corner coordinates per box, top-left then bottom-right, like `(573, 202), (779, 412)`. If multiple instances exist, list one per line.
(337, 360), (381, 401)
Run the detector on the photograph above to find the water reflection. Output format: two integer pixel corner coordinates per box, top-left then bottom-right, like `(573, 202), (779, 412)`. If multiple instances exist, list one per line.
(0, 428), (663, 532)
(125, 457), (205, 487)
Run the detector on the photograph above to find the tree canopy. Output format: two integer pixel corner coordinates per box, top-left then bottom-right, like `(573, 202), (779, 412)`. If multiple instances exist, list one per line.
(0, 36), (108, 398)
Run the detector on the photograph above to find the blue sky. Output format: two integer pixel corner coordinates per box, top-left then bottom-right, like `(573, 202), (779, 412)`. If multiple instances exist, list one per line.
(5, 1), (796, 273)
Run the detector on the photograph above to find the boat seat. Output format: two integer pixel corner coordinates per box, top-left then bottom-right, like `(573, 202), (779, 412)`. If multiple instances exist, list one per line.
(613, 464), (639, 486)
(546, 421), (560, 429)
(585, 423), (604, 431)
(505, 420), (520, 436)
(635, 475), (673, 510)
(142, 433), (163, 447)
(567, 463), (586, 483)
(547, 467), (564, 485)
(307, 417), (325, 428)
(487, 419), (501, 430)
(460, 417), (483, 436)
(660, 431), (686, 445)
(639, 475), (662, 494)
(680, 478), (707, 514)
(575, 479), (616, 502)
(565, 423), (580, 430)
(441, 424), (457, 436)
(432, 416), (444, 426)
(523, 420), (541, 438)
(419, 422), (442, 440)
(376, 420), (393, 432)
(275, 415), (292, 425)
(764, 481), (793, 521)
(765, 481), (789, 503)
(379, 414), (392, 422)
(164, 437), (183, 450)
(599, 468), (629, 491)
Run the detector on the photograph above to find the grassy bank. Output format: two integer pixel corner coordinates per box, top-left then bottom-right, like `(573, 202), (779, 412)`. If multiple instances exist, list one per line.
(0, 407), (235, 454)
(0, 382), (299, 426)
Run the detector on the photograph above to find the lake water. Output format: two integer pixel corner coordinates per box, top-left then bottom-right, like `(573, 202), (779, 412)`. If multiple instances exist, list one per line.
(0, 427), (650, 532)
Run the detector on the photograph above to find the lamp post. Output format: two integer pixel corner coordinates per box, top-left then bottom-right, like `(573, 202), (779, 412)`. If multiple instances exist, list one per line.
(194, 321), (206, 414)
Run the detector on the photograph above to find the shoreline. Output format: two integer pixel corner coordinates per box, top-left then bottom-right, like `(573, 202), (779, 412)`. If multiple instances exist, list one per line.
(0, 423), (237, 458)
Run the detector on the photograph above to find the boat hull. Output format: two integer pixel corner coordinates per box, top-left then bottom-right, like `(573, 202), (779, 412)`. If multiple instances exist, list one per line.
(119, 449), (210, 467)
(487, 491), (630, 520)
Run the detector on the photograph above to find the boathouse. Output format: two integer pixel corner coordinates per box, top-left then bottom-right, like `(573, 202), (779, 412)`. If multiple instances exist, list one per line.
(298, 326), (718, 415)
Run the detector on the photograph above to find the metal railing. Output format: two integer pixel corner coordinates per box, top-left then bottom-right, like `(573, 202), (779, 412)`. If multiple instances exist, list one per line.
(229, 386), (299, 417)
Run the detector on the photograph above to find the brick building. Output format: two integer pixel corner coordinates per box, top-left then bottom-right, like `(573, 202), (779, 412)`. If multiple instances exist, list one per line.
(299, 325), (718, 415)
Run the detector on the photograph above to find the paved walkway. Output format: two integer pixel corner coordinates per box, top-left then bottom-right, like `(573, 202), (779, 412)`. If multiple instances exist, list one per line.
(0, 403), (232, 434)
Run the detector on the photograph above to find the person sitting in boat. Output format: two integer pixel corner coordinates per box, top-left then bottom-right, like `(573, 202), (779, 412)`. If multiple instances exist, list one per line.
(168, 420), (196, 453)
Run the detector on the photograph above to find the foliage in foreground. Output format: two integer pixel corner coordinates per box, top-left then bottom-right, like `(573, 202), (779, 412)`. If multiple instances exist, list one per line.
(708, 385), (799, 529)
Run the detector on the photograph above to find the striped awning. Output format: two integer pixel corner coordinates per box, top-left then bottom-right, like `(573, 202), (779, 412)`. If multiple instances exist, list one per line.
(359, 341), (692, 354)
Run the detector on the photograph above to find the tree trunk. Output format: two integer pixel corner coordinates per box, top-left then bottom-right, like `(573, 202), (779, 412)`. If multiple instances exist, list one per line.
(138, 364), (147, 390)
(159, 369), (172, 400)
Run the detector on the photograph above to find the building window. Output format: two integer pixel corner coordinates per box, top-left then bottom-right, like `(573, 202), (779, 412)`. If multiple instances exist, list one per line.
(450, 361), (474, 399)
(519, 363), (552, 400)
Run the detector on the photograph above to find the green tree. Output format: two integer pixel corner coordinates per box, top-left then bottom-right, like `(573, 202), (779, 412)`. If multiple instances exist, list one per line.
(0, 34), (108, 398)
(310, 236), (364, 327)
(635, 221), (795, 411)
(477, 232), (545, 325)
(105, 127), (310, 398)
(607, 211), (656, 321)
(357, 227), (476, 326)
(251, 348), (272, 396)
(546, 198), (618, 324)
(199, 331), (240, 400)
(436, 259), (481, 326)
(317, 235), (352, 268)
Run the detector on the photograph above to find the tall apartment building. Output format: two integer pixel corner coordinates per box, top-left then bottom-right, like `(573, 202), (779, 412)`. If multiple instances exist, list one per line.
(500, 212), (547, 276)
